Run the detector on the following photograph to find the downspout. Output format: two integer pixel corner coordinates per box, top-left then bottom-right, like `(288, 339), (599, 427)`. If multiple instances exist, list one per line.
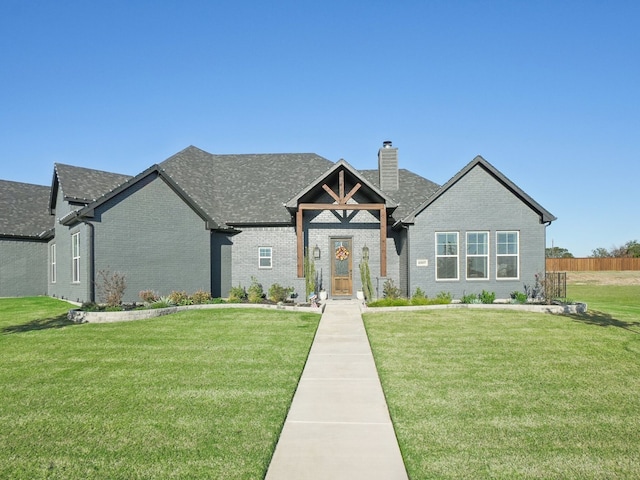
(404, 224), (411, 298)
(82, 220), (96, 303)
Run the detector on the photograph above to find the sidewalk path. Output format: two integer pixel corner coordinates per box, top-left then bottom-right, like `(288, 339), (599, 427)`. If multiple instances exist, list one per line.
(265, 300), (409, 480)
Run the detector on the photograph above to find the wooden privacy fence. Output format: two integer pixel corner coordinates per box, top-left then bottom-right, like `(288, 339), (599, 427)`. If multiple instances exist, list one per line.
(546, 257), (640, 271)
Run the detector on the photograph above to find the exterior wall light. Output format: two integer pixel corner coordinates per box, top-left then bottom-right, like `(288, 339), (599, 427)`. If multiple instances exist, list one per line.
(362, 244), (370, 261)
(313, 244), (321, 260)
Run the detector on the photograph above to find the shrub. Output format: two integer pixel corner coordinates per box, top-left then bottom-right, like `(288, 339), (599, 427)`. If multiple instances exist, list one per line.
(191, 290), (212, 304)
(268, 283), (294, 303)
(368, 298), (411, 307)
(95, 269), (127, 307)
(510, 291), (528, 304)
(81, 301), (100, 312)
(413, 287), (427, 299)
(359, 258), (374, 301)
(524, 274), (545, 302)
(247, 277), (264, 304)
(411, 296), (431, 306)
(479, 290), (496, 304)
(434, 291), (452, 304)
(168, 290), (192, 306)
(382, 279), (402, 299)
(461, 292), (480, 304)
(228, 284), (246, 302)
(139, 290), (159, 304)
(304, 248), (316, 298)
(210, 297), (226, 304)
(151, 296), (174, 308)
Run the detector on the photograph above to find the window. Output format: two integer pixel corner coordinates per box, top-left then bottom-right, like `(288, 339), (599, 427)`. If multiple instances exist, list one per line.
(467, 232), (489, 279)
(71, 232), (80, 283)
(436, 232), (459, 280)
(497, 231), (519, 279)
(258, 247), (272, 269)
(50, 244), (57, 283)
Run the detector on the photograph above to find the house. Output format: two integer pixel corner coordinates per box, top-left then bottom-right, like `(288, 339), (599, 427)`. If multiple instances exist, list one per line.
(0, 142), (555, 303)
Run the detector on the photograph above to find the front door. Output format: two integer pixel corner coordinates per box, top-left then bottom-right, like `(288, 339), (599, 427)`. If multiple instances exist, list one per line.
(331, 238), (353, 296)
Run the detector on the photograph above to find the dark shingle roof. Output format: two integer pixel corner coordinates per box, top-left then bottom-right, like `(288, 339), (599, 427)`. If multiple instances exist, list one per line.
(41, 146), (462, 230)
(54, 163), (132, 204)
(360, 169), (440, 221)
(0, 180), (54, 237)
(160, 146), (335, 224)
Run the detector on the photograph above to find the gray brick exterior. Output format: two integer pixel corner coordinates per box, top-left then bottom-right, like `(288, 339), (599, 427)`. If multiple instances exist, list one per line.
(48, 187), (91, 303)
(89, 174), (211, 303)
(227, 208), (401, 301)
(4, 148), (553, 304)
(230, 226), (305, 300)
(408, 166), (547, 300)
(0, 238), (47, 297)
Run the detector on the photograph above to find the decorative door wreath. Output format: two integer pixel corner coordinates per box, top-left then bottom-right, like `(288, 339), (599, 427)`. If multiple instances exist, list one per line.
(335, 245), (350, 261)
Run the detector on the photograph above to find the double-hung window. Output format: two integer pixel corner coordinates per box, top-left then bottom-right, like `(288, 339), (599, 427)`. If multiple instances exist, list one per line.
(71, 232), (81, 283)
(496, 231), (519, 279)
(436, 232), (459, 280)
(466, 232), (489, 279)
(258, 247), (272, 269)
(50, 244), (57, 283)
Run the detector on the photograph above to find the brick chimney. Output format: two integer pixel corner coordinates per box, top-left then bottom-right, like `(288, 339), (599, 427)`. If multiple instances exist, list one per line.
(378, 140), (398, 192)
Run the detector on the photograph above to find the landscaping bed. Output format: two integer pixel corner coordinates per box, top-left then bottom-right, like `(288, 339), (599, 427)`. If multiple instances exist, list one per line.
(69, 301), (323, 323)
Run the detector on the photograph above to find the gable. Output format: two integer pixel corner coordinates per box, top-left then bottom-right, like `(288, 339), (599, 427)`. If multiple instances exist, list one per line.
(50, 163), (132, 214)
(285, 159), (397, 212)
(60, 165), (223, 230)
(403, 156), (556, 225)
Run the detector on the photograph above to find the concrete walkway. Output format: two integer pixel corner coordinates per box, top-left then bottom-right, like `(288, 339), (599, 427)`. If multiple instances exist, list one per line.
(265, 300), (409, 480)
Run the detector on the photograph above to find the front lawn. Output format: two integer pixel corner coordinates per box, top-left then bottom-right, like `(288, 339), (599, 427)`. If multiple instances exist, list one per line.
(0, 297), (319, 479)
(364, 307), (640, 479)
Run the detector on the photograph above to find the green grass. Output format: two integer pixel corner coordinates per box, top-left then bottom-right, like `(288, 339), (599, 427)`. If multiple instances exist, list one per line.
(0, 297), (319, 479)
(568, 284), (640, 326)
(364, 298), (640, 479)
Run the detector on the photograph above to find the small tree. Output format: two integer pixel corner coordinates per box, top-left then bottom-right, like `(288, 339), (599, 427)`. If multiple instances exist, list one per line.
(95, 269), (126, 307)
(359, 257), (374, 301)
(304, 247), (316, 298)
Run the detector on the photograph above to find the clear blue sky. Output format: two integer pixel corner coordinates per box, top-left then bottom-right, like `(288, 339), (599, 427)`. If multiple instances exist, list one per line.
(1, 1), (638, 257)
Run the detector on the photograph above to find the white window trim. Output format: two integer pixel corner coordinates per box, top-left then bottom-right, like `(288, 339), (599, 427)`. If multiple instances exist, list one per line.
(258, 246), (272, 269)
(50, 243), (57, 284)
(435, 232), (459, 281)
(71, 232), (81, 283)
(466, 231), (489, 281)
(496, 231), (520, 280)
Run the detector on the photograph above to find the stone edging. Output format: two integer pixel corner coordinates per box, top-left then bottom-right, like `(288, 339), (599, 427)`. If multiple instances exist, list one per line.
(68, 302), (324, 324)
(364, 302), (587, 314)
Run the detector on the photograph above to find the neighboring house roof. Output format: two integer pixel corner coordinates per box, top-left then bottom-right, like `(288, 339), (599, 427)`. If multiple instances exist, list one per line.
(160, 146), (336, 225)
(0, 179), (54, 238)
(51, 163), (132, 212)
(402, 155), (557, 224)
